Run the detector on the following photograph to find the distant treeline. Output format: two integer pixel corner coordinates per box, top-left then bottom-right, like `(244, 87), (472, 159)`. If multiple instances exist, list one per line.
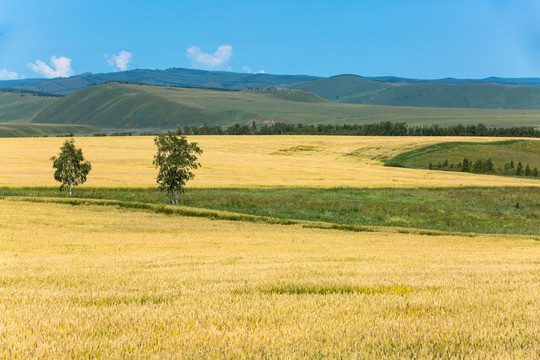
(0, 88), (63, 97)
(97, 81), (242, 92)
(178, 122), (540, 137)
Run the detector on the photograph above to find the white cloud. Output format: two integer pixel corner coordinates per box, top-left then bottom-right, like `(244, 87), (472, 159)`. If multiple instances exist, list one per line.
(186, 44), (232, 70)
(106, 50), (133, 71)
(243, 65), (266, 74)
(0, 68), (19, 80)
(27, 56), (73, 78)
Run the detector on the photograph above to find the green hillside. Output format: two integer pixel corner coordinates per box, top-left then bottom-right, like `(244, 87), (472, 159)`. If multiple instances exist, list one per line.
(0, 123), (100, 137)
(4, 67), (540, 110)
(289, 78), (540, 109)
(386, 140), (540, 175)
(31, 83), (540, 129)
(366, 83), (540, 109)
(287, 75), (392, 102)
(5, 68), (318, 95)
(0, 90), (59, 123)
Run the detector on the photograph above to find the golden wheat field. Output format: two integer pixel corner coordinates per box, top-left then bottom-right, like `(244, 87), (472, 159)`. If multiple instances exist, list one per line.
(0, 135), (539, 188)
(0, 198), (539, 359)
(1, 135), (539, 358)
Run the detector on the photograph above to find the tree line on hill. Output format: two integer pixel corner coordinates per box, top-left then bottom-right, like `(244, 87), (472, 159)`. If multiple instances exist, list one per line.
(0, 88), (63, 97)
(428, 158), (538, 177)
(176, 122), (540, 137)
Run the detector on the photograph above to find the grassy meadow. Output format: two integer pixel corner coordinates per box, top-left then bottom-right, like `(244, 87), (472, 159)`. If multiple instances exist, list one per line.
(1, 135), (539, 358)
(2, 186), (539, 236)
(1, 198), (539, 358)
(0, 91), (57, 123)
(387, 139), (540, 171)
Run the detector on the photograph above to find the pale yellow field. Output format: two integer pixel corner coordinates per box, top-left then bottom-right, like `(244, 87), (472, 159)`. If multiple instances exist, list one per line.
(1, 198), (538, 358)
(1, 136), (539, 188)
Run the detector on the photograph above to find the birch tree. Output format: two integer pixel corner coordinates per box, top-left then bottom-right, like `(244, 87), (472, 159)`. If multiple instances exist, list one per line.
(51, 138), (92, 197)
(153, 131), (202, 204)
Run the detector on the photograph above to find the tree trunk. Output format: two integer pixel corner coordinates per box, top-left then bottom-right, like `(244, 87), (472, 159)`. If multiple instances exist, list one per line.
(170, 188), (175, 204)
(68, 159), (72, 198)
(176, 191), (179, 205)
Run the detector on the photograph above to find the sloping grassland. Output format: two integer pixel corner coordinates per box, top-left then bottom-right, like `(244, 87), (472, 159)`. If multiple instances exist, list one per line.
(0, 91), (58, 123)
(31, 84), (540, 129)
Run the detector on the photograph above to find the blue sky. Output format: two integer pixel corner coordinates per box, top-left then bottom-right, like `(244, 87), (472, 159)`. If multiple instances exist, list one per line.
(1, 0), (539, 80)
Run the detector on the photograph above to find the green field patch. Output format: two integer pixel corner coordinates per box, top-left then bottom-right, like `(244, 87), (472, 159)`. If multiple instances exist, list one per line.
(272, 144), (322, 155)
(250, 284), (413, 296)
(302, 223), (374, 232)
(76, 292), (175, 307)
(386, 140), (540, 176)
(2, 186), (539, 235)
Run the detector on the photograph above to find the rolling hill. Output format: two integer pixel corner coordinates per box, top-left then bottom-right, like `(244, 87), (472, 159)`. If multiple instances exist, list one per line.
(31, 83), (540, 129)
(287, 75), (393, 102)
(0, 89), (60, 123)
(0, 68), (319, 95)
(357, 83), (540, 109)
(3, 67), (540, 111)
(0, 123), (100, 137)
(2, 67), (540, 108)
(288, 75), (540, 109)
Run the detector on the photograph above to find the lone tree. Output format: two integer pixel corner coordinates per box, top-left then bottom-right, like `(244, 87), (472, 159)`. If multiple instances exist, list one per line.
(50, 138), (92, 197)
(153, 131), (202, 204)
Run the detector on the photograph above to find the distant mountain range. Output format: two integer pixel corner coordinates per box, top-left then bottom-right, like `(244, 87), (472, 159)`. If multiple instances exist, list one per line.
(2, 68), (540, 135)
(2, 67), (540, 99)
(0, 68), (318, 95)
(367, 76), (540, 86)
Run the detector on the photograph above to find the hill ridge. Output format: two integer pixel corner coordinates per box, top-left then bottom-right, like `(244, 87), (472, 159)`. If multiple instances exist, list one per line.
(287, 77), (540, 109)
(3, 66), (540, 98)
(5, 68), (540, 125)
(0, 68), (319, 95)
(30, 83), (540, 129)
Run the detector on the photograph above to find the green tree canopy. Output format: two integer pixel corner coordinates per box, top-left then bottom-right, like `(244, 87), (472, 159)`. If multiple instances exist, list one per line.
(462, 158), (471, 172)
(484, 159), (494, 173)
(472, 159), (484, 173)
(50, 138), (91, 197)
(516, 161), (524, 176)
(153, 131), (202, 204)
